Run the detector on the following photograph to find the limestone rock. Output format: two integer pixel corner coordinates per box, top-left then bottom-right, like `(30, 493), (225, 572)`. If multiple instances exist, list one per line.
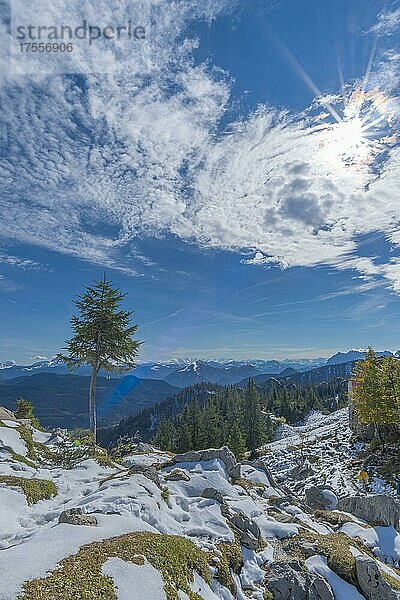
(227, 510), (261, 550)
(58, 508), (98, 526)
(164, 468), (190, 482)
(173, 446), (241, 480)
(305, 486), (337, 511)
(338, 495), (400, 530)
(355, 555), (400, 600)
(201, 487), (224, 503)
(265, 560), (334, 600)
(129, 464), (161, 487)
(308, 574), (335, 600)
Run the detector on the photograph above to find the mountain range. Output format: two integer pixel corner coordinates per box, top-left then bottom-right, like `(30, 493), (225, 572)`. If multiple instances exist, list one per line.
(0, 373), (178, 429)
(0, 356), (326, 381)
(1, 350), (398, 431)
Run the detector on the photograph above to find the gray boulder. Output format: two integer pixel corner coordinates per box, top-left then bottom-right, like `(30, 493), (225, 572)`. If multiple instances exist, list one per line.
(308, 574), (335, 600)
(230, 512), (261, 550)
(164, 468), (190, 482)
(265, 559), (334, 600)
(220, 504), (261, 550)
(305, 486), (337, 511)
(173, 447), (241, 480)
(355, 555), (400, 600)
(129, 464), (161, 487)
(265, 559), (308, 599)
(201, 487), (224, 504)
(338, 495), (400, 530)
(59, 508), (97, 526)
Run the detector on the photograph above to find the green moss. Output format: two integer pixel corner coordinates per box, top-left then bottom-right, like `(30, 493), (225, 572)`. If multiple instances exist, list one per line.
(215, 542), (243, 594)
(291, 531), (400, 593)
(19, 532), (213, 600)
(95, 453), (119, 468)
(382, 571), (400, 592)
(264, 591), (274, 600)
(8, 450), (37, 468)
(16, 426), (38, 462)
(0, 476), (57, 505)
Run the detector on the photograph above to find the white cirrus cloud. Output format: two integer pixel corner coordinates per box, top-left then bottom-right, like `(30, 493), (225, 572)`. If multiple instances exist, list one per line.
(0, 0), (399, 292)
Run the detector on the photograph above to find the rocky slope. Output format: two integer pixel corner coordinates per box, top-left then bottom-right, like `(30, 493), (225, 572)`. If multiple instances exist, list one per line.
(0, 411), (399, 599)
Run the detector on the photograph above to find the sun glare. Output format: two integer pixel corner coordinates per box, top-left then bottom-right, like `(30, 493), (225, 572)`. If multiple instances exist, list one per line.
(319, 88), (397, 170)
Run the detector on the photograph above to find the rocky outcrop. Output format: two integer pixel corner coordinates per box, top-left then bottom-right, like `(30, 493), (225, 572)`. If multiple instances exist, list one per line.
(220, 504), (262, 550)
(305, 486), (337, 511)
(338, 495), (400, 530)
(172, 447), (241, 480)
(201, 487), (224, 504)
(264, 559), (334, 600)
(58, 508), (98, 526)
(128, 464), (161, 487)
(355, 555), (400, 600)
(164, 468), (190, 482)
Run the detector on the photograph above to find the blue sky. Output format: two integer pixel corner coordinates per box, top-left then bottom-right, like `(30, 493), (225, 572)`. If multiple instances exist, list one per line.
(0, 0), (400, 363)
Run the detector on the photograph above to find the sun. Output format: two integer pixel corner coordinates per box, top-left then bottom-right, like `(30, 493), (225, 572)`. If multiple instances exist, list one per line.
(327, 117), (370, 165)
(319, 88), (397, 170)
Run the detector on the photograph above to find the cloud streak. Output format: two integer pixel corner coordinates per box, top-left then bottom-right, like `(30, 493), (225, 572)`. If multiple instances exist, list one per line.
(0, 0), (399, 293)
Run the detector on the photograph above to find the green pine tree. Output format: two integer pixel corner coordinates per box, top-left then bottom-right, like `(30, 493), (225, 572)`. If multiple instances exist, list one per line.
(15, 398), (40, 429)
(242, 379), (266, 453)
(227, 421), (247, 461)
(58, 275), (141, 442)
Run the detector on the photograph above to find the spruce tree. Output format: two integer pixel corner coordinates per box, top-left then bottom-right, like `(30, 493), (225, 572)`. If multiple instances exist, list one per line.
(15, 398), (40, 429)
(243, 379), (265, 453)
(58, 275), (141, 443)
(227, 421), (247, 461)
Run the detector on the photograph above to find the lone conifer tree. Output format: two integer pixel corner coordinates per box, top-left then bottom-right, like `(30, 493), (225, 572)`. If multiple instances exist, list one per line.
(58, 275), (141, 442)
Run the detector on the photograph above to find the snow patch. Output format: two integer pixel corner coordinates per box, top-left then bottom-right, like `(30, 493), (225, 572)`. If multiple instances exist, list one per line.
(102, 557), (167, 600)
(0, 427), (27, 456)
(305, 555), (364, 600)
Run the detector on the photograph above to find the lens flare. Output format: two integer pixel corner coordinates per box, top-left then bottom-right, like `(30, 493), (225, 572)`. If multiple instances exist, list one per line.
(319, 87), (397, 170)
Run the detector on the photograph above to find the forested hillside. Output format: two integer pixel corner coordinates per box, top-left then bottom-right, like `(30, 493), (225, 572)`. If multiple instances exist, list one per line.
(99, 377), (348, 449)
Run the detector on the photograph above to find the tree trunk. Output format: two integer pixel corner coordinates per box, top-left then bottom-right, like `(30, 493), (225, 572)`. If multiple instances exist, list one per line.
(374, 422), (385, 450)
(89, 366), (98, 445)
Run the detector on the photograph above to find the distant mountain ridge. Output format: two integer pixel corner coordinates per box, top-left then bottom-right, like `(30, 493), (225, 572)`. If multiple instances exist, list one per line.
(326, 349), (399, 365)
(0, 356), (326, 382)
(0, 373), (178, 429)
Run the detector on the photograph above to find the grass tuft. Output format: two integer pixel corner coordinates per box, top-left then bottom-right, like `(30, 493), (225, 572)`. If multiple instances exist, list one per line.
(215, 541), (243, 594)
(0, 476), (57, 505)
(19, 532), (213, 600)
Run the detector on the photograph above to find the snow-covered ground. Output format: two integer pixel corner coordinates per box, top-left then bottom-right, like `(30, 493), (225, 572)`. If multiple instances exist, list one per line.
(0, 413), (399, 599)
(262, 408), (362, 497)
